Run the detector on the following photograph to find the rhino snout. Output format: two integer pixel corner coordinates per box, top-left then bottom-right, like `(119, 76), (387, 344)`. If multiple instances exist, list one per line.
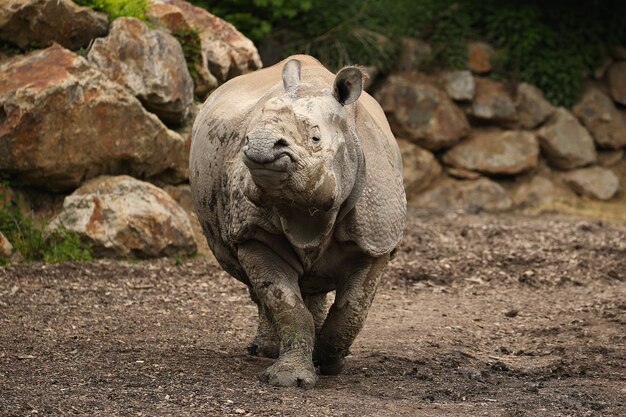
(243, 132), (294, 166)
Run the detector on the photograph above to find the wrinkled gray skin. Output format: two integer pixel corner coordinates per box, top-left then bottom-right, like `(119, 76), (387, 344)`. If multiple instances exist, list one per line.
(190, 55), (406, 388)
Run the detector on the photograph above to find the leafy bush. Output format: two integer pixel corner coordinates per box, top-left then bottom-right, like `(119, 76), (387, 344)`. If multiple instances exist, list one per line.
(0, 186), (91, 265)
(75, 0), (149, 22)
(172, 28), (203, 81)
(191, 0), (626, 106)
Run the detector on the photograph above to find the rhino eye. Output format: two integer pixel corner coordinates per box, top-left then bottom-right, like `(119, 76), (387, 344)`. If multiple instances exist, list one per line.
(311, 135), (321, 143)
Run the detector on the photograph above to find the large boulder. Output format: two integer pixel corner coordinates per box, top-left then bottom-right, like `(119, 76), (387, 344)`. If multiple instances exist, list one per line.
(537, 108), (597, 170)
(163, 183), (214, 260)
(441, 70), (475, 101)
(512, 175), (559, 208)
(572, 86), (626, 150)
(563, 167), (620, 200)
(0, 45), (187, 192)
(146, 0), (262, 97)
(443, 129), (539, 175)
(0, 231), (13, 258)
(469, 77), (516, 124)
(515, 82), (554, 129)
(467, 41), (494, 74)
(607, 61), (626, 105)
(47, 176), (197, 258)
(375, 74), (470, 150)
(0, 0), (108, 50)
(397, 139), (442, 194)
(413, 177), (512, 212)
(88, 17), (194, 126)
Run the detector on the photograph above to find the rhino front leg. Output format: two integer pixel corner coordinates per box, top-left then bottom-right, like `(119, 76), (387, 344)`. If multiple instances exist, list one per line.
(238, 240), (317, 388)
(314, 254), (389, 375)
(247, 289), (279, 358)
(304, 293), (328, 338)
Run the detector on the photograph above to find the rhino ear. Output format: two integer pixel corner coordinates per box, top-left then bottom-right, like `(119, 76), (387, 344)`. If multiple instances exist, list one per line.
(282, 59), (301, 91)
(333, 67), (363, 105)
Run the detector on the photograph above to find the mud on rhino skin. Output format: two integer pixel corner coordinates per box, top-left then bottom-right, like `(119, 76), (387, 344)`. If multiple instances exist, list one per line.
(190, 55), (406, 387)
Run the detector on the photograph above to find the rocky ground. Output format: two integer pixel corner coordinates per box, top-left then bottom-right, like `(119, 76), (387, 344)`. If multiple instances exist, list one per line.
(1, 209), (625, 417)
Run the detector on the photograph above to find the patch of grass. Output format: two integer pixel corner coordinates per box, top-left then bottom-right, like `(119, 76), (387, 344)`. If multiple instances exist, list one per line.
(531, 194), (626, 226)
(0, 185), (92, 265)
(172, 28), (203, 81)
(75, 0), (149, 22)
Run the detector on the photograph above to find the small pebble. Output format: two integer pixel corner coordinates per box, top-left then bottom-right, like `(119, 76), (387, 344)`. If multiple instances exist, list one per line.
(504, 309), (519, 318)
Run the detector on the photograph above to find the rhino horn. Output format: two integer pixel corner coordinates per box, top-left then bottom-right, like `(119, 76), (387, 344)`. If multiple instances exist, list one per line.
(282, 59), (301, 91)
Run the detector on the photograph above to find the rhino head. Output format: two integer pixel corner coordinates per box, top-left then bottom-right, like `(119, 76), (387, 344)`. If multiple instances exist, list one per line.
(242, 59), (366, 224)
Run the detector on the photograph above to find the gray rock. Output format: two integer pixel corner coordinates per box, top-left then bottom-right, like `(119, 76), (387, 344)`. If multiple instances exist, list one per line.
(0, 231), (13, 258)
(470, 77), (516, 124)
(467, 41), (494, 74)
(515, 83), (555, 129)
(513, 176), (557, 207)
(607, 61), (626, 105)
(413, 177), (512, 212)
(88, 17), (194, 126)
(442, 70), (475, 101)
(537, 108), (597, 170)
(47, 175), (197, 258)
(376, 74), (470, 150)
(563, 166), (620, 200)
(0, 0), (108, 50)
(397, 139), (442, 194)
(572, 86), (626, 149)
(443, 129), (539, 175)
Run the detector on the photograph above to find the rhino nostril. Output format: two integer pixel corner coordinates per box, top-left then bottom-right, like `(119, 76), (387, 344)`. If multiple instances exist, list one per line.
(244, 134), (250, 145)
(273, 138), (289, 149)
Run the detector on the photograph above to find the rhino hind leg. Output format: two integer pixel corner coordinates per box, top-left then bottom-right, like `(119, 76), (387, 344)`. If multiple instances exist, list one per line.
(247, 298), (280, 358)
(314, 254), (389, 375)
(303, 293), (329, 338)
(239, 241), (318, 388)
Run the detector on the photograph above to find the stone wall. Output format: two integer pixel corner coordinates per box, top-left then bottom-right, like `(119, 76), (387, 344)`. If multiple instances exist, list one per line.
(0, 1), (624, 259)
(373, 38), (625, 213)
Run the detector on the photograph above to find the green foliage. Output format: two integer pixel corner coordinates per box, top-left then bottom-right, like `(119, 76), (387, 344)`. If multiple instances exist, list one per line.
(75, 0), (149, 22)
(191, 0), (626, 107)
(0, 185), (91, 265)
(471, 0), (626, 106)
(191, 0), (312, 41)
(172, 28), (203, 81)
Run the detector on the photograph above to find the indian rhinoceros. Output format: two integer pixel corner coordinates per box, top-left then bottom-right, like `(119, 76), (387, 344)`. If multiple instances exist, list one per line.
(190, 55), (406, 388)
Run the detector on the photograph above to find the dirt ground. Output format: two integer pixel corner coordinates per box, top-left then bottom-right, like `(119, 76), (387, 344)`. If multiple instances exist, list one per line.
(1, 209), (625, 417)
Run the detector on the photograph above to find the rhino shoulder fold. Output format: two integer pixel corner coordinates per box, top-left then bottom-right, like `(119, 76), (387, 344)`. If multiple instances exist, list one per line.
(335, 103), (406, 256)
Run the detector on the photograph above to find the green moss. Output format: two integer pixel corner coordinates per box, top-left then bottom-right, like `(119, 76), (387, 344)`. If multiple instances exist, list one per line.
(0, 183), (92, 265)
(75, 0), (149, 22)
(172, 28), (203, 82)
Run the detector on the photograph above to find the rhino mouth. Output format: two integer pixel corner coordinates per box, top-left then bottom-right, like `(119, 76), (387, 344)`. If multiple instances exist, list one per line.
(243, 152), (293, 173)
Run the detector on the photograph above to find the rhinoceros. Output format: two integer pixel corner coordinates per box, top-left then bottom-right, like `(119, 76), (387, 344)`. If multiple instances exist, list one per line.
(190, 55), (406, 388)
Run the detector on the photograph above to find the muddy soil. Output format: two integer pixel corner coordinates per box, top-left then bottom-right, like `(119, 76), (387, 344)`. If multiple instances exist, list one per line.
(1, 210), (625, 416)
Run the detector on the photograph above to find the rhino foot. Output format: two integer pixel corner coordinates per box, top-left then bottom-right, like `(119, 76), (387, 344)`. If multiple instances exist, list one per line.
(315, 356), (344, 375)
(259, 356), (318, 388)
(247, 336), (279, 358)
